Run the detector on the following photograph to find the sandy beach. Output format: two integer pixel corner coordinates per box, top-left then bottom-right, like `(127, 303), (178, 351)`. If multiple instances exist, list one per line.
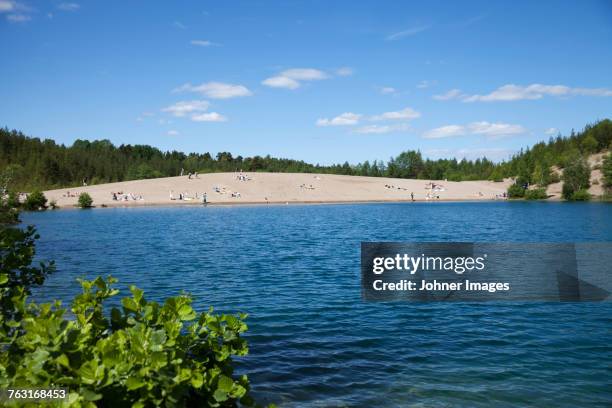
(44, 172), (513, 208)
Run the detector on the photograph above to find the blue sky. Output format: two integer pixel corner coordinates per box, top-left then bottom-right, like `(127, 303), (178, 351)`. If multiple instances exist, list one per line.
(1, 0), (611, 164)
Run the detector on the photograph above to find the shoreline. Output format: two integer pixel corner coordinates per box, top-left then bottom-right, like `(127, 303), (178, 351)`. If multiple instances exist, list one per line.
(46, 197), (522, 210)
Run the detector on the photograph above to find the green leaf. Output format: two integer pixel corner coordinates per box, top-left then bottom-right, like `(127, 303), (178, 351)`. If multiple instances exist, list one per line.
(122, 297), (139, 312)
(126, 376), (146, 390)
(82, 388), (103, 401)
(218, 375), (234, 392)
(213, 389), (228, 402)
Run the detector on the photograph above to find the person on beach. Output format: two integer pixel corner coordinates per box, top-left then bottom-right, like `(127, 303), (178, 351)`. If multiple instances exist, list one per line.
(180, 168), (184, 176)
(202, 192), (207, 204)
(411, 192), (414, 201)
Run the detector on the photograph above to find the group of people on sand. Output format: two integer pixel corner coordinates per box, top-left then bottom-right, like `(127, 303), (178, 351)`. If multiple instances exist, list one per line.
(169, 190), (207, 203)
(62, 190), (81, 198)
(112, 191), (144, 201)
(179, 168), (199, 179)
(235, 170), (251, 182)
(299, 183), (315, 190)
(385, 184), (409, 191)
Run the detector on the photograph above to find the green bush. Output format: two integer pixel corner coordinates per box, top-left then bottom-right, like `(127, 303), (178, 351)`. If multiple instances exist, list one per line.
(570, 189), (591, 201)
(0, 226), (269, 407)
(524, 188), (548, 200)
(507, 183), (525, 198)
(23, 190), (48, 211)
(562, 156), (590, 200)
(603, 153), (612, 191)
(78, 192), (93, 208)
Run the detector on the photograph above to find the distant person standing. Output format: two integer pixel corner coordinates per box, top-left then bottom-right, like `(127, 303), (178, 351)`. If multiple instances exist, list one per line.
(180, 168), (184, 176)
(411, 192), (414, 202)
(202, 192), (207, 204)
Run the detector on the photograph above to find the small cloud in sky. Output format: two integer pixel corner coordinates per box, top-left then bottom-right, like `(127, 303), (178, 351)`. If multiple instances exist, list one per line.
(417, 80), (437, 89)
(336, 67), (353, 76)
(262, 76), (300, 90)
(162, 100), (210, 117)
(386, 25), (430, 41)
(262, 68), (329, 90)
(354, 124), (410, 134)
(167, 130), (179, 136)
(0, 1), (33, 21)
(174, 82), (252, 99)
(545, 127), (559, 135)
(434, 84), (612, 102)
(379, 87), (397, 95)
(6, 13), (29, 22)
(0, 1), (16, 12)
(190, 40), (220, 47)
(316, 112), (361, 126)
(57, 2), (80, 11)
(316, 107), (420, 130)
(433, 89), (464, 101)
(173, 21), (187, 29)
(370, 107), (421, 121)
(423, 122), (526, 139)
(191, 112), (227, 122)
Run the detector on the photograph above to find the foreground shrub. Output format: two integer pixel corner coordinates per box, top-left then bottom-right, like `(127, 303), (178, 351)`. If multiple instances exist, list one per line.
(78, 192), (93, 208)
(0, 227), (269, 407)
(507, 183), (525, 198)
(524, 188), (548, 200)
(23, 190), (48, 211)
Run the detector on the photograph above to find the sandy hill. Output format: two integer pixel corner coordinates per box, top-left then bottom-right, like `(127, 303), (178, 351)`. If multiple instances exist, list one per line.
(546, 152), (608, 199)
(44, 173), (513, 208)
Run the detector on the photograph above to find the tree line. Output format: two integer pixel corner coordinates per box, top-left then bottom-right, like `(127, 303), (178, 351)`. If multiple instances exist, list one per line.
(0, 119), (610, 192)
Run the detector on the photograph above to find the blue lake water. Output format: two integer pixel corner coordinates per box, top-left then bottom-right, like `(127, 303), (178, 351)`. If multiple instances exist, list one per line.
(21, 202), (612, 407)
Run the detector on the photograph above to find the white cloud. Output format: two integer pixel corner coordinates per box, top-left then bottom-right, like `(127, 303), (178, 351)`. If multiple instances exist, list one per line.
(423, 122), (526, 139)
(371, 107), (421, 121)
(167, 130), (179, 136)
(0, 1), (16, 12)
(57, 2), (80, 11)
(386, 25), (430, 41)
(173, 21), (187, 29)
(281, 68), (328, 81)
(468, 121), (526, 137)
(417, 80), (436, 89)
(262, 68), (329, 90)
(191, 112), (227, 122)
(1, 1), (32, 21)
(162, 100), (210, 117)
(436, 84), (612, 103)
(336, 67), (353, 76)
(432, 89), (464, 101)
(380, 87), (397, 95)
(316, 112), (361, 126)
(6, 12), (29, 21)
(262, 76), (300, 89)
(545, 127), (559, 135)
(190, 40), (219, 47)
(354, 124), (410, 134)
(423, 125), (466, 139)
(174, 82), (252, 99)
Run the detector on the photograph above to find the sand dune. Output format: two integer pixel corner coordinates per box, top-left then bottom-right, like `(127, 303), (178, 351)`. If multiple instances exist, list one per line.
(44, 172), (513, 208)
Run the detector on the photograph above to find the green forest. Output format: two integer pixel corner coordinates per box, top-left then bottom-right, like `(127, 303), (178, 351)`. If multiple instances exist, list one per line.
(0, 119), (610, 193)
